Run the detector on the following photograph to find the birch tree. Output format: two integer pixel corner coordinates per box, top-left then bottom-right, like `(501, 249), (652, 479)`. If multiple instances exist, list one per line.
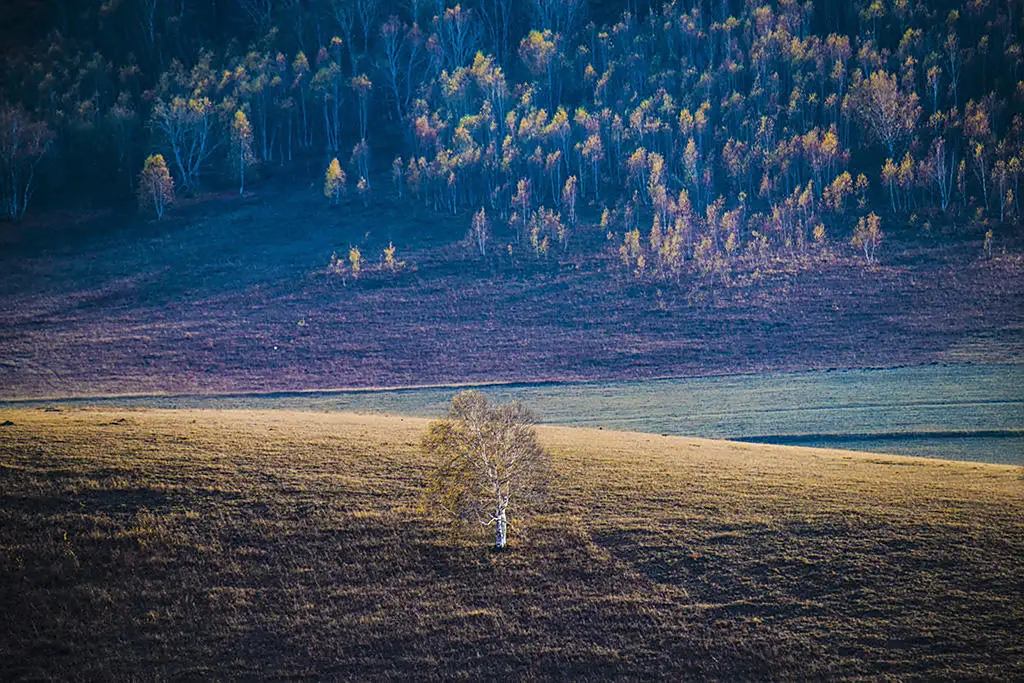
(150, 53), (219, 191)
(380, 16), (407, 122)
(479, 0), (514, 67)
(422, 391), (552, 550)
(852, 212), (883, 264)
(848, 69), (920, 157)
(350, 73), (372, 141)
(135, 0), (162, 62)
(323, 157), (346, 204)
(150, 95), (217, 192)
(469, 206), (489, 256)
(0, 104), (52, 221)
(436, 4), (481, 70)
(138, 153), (174, 219)
(312, 39), (346, 153)
(230, 110), (255, 194)
(561, 175), (577, 228)
(928, 137), (956, 212)
(237, 0), (274, 35)
(530, 0), (583, 36)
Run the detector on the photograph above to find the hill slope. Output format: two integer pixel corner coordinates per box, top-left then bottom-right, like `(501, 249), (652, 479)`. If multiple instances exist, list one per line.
(2, 183), (1023, 399)
(1, 408), (1022, 678)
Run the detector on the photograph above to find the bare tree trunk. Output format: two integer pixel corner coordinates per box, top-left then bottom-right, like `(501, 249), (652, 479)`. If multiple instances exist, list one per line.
(495, 506), (507, 549)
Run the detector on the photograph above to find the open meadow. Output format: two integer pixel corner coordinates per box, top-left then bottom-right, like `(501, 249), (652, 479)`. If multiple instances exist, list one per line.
(3, 0), (1024, 678)
(2, 408), (1021, 679)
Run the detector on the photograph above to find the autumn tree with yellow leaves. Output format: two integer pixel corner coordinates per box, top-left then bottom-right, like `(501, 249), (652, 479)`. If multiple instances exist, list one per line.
(230, 110), (255, 195)
(138, 153), (175, 220)
(852, 213), (884, 264)
(3, 0), (1023, 265)
(323, 157), (346, 205)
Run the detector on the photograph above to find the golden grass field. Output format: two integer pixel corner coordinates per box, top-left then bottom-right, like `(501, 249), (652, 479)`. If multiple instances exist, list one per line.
(1, 407), (1022, 679)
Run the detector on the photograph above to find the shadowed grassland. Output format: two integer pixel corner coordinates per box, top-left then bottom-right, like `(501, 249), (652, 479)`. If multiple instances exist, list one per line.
(1, 408), (1022, 678)
(3, 182), (1023, 400)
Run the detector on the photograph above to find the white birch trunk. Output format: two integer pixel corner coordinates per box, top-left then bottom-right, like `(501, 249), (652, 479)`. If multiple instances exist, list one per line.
(495, 506), (508, 549)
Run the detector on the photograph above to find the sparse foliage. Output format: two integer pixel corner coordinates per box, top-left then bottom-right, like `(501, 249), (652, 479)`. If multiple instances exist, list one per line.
(422, 391), (552, 550)
(138, 153), (175, 220)
(382, 241), (405, 271)
(0, 105), (52, 221)
(230, 110), (255, 195)
(852, 213), (884, 264)
(470, 207), (489, 256)
(324, 158), (346, 205)
(348, 246), (362, 277)
(328, 250), (347, 279)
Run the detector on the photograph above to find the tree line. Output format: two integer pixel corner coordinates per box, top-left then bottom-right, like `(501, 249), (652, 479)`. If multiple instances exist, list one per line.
(1, 0), (1021, 274)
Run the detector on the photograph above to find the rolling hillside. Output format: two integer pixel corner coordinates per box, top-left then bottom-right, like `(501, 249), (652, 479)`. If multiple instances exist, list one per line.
(1, 408), (1021, 678)
(2, 183), (1022, 399)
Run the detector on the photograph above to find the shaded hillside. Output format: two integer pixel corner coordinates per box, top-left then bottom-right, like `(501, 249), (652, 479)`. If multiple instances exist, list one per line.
(1, 183), (1022, 398)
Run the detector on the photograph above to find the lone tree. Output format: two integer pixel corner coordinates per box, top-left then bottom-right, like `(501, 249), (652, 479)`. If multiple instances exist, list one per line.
(422, 391), (552, 550)
(323, 157), (346, 205)
(348, 246), (362, 278)
(138, 153), (175, 220)
(851, 212), (883, 264)
(469, 207), (489, 256)
(230, 110), (254, 195)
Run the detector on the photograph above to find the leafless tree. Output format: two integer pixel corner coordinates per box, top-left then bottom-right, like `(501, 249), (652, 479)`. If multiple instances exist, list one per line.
(469, 207), (489, 256)
(479, 0), (514, 67)
(435, 3), (481, 71)
(330, 0), (361, 74)
(280, 0), (308, 52)
(355, 0), (379, 56)
(530, 0), (584, 37)
(422, 391), (552, 550)
(929, 137), (956, 212)
(330, 0), (379, 72)
(236, 0), (274, 34)
(136, 0), (161, 58)
(380, 15), (411, 122)
(0, 105), (53, 221)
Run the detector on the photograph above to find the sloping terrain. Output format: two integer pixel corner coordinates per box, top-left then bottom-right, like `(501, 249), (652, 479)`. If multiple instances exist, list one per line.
(1, 184), (1023, 399)
(1, 408), (1021, 678)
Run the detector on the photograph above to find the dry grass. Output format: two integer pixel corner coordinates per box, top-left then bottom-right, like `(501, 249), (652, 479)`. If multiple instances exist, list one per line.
(4, 181), (1024, 400)
(1, 408), (1022, 679)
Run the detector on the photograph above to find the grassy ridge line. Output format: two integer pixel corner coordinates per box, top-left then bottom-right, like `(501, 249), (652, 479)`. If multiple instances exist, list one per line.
(0, 362), (931, 403)
(1, 408), (1022, 679)
(0, 378), (533, 404)
(4, 405), (1021, 468)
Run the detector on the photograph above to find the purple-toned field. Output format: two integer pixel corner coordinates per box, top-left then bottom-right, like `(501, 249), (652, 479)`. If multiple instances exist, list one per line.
(1, 180), (1022, 399)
